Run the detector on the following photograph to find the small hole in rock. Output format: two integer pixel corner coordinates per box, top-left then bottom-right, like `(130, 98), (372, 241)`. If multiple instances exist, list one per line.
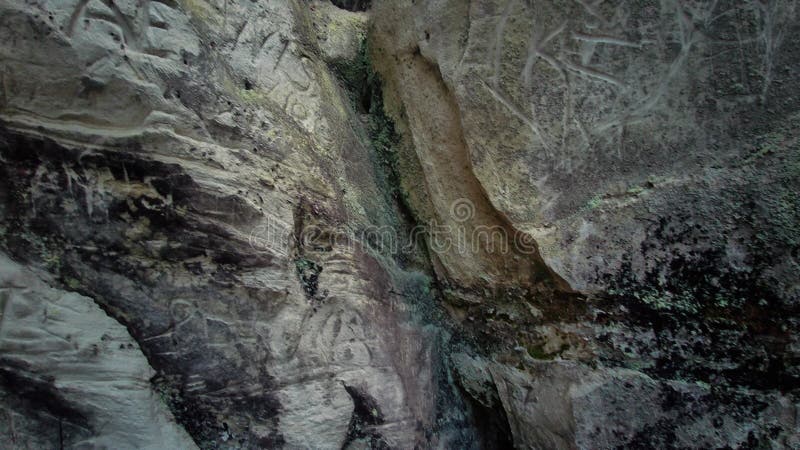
(329, 0), (371, 11)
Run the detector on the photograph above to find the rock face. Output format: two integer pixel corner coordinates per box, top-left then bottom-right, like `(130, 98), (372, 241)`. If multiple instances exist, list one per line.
(0, 0), (475, 448)
(0, 252), (196, 449)
(0, 0), (798, 449)
(368, 0), (800, 448)
(374, 0), (800, 296)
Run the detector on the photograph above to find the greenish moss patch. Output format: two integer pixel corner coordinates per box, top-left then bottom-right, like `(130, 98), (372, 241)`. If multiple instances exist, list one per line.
(294, 257), (323, 300)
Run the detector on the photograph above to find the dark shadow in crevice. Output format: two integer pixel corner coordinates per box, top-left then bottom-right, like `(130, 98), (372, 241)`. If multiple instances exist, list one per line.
(330, 0), (371, 12)
(451, 376), (515, 449)
(340, 384), (390, 449)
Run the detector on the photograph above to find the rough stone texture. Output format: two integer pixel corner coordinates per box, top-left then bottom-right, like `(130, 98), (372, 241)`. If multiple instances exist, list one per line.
(378, 0), (800, 297)
(493, 361), (798, 450)
(0, 0), (476, 448)
(1, 0), (799, 449)
(312, 1), (368, 65)
(0, 252), (196, 449)
(371, 0), (800, 448)
(452, 353), (800, 449)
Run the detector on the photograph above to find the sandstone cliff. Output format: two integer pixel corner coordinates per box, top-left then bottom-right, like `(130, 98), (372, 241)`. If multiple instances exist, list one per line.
(0, 0), (797, 449)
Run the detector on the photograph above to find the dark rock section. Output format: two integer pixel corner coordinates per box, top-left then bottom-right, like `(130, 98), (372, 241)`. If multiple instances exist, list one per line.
(341, 384), (390, 449)
(330, 0), (372, 12)
(0, 127), (283, 447)
(0, 360), (92, 448)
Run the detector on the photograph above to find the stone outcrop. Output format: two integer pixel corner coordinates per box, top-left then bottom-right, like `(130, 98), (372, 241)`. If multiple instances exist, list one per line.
(0, 0), (475, 447)
(369, 0), (799, 448)
(373, 0), (800, 296)
(0, 0), (798, 449)
(0, 252), (195, 449)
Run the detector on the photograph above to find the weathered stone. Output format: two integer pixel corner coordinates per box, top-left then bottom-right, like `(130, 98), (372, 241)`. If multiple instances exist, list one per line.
(0, 252), (195, 449)
(1, 0), (798, 448)
(0, 0), (477, 447)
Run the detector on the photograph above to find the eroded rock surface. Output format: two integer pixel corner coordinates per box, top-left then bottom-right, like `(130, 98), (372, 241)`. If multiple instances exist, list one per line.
(371, 0), (800, 448)
(375, 0), (800, 295)
(0, 252), (196, 449)
(0, 0), (475, 448)
(1, 0), (798, 449)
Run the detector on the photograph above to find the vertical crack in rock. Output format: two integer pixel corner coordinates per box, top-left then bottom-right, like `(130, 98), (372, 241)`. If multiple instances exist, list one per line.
(368, 4), (574, 317)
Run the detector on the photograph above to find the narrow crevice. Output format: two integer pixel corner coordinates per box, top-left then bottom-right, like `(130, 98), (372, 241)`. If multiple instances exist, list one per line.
(330, 29), (513, 448)
(330, 37), (421, 266)
(459, 389), (515, 450)
(329, 0), (371, 12)
(341, 384), (390, 450)
(369, 39), (570, 296)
